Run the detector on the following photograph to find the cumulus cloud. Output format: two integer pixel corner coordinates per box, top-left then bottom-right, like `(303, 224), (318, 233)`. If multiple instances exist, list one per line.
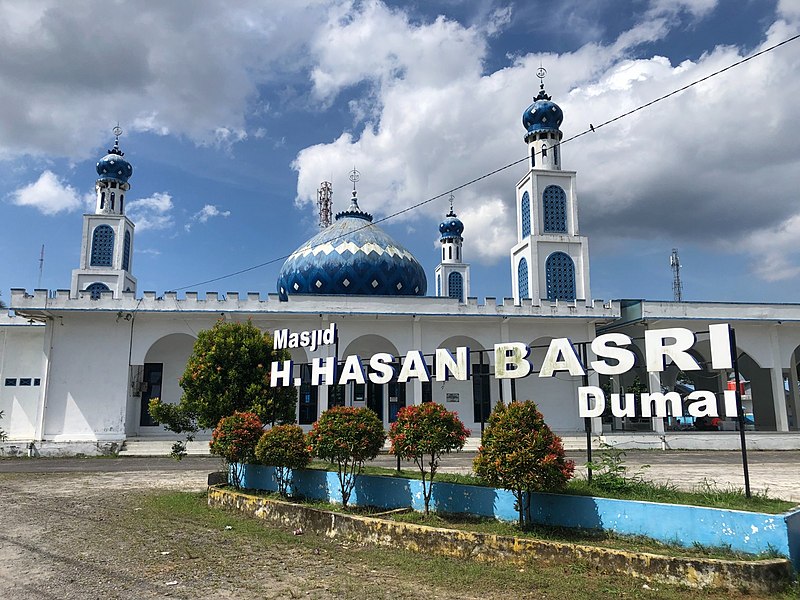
(185, 204), (231, 231)
(9, 170), (91, 215)
(126, 192), (174, 232)
(0, 1), (332, 159)
(291, 0), (800, 282)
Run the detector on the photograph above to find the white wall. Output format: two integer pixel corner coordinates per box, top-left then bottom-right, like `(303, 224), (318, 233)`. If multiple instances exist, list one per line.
(0, 316), (45, 440)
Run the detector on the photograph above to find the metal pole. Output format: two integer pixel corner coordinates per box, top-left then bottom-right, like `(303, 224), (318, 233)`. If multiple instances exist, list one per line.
(580, 342), (592, 484)
(729, 328), (751, 498)
(479, 350), (486, 434)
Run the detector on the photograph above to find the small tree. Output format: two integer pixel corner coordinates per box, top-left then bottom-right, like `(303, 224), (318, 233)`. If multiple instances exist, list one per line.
(150, 319), (296, 458)
(389, 403), (469, 514)
(473, 400), (574, 526)
(210, 411), (264, 488)
(255, 424), (311, 497)
(307, 406), (386, 508)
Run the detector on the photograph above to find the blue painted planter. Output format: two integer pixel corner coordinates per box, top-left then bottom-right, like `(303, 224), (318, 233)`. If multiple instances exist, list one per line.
(235, 464), (800, 570)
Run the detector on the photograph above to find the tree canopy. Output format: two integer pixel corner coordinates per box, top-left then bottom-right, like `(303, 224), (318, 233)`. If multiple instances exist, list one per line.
(150, 319), (297, 436)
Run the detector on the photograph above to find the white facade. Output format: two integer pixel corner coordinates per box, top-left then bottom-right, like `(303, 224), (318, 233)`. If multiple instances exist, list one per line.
(3, 89), (800, 455)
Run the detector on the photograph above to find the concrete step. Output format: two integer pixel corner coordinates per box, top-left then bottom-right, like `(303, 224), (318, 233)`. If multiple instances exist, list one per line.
(119, 439), (212, 456)
(118, 434), (589, 457)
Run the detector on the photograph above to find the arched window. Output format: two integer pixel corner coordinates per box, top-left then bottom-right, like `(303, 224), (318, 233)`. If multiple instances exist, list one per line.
(531, 147), (536, 167)
(122, 230), (131, 271)
(436, 274), (441, 296)
(120, 194), (124, 212)
(110, 192), (115, 211)
(521, 191), (531, 238)
(518, 258), (529, 299)
(545, 252), (576, 301)
(448, 272), (464, 302)
(543, 185), (567, 233)
(541, 144), (548, 157)
(100, 191), (106, 209)
(554, 143), (560, 166)
(85, 282), (110, 300)
(90, 225), (114, 266)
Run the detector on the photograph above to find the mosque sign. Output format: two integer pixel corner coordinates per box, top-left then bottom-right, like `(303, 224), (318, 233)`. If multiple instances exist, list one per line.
(271, 323), (738, 420)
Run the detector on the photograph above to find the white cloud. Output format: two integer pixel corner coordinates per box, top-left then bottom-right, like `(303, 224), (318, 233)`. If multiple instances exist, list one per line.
(126, 192), (174, 232)
(185, 204), (231, 231)
(9, 170), (91, 215)
(0, 1), (334, 159)
(291, 1), (800, 283)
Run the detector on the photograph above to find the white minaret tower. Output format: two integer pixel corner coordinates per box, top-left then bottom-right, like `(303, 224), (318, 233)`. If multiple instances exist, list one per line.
(510, 69), (591, 305)
(435, 195), (470, 302)
(70, 126), (137, 299)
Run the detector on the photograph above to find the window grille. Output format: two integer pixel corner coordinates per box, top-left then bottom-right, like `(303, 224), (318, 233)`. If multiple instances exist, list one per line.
(543, 185), (567, 233)
(546, 252), (576, 301)
(90, 225), (114, 266)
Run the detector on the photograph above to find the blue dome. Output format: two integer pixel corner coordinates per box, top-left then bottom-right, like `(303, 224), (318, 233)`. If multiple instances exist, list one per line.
(277, 195), (427, 300)
(439, 209), (463, 241)
(522, 88), (563, 134)
(96, 143), (133, 183)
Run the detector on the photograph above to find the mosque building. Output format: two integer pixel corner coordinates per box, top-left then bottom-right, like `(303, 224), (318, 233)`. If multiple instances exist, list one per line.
(2, 82), (800, 456)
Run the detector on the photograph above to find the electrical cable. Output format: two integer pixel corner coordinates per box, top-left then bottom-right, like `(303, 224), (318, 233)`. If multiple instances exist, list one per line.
(161, 32), (799, 293)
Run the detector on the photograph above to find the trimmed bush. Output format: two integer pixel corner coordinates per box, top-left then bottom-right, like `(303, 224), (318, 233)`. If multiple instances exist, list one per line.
(255, 424), (311, 497)
(389, 403), (469, 514)
(473, 400), (574, 526)
(210, 411), (263, 487)
(307, 406), (386, 507)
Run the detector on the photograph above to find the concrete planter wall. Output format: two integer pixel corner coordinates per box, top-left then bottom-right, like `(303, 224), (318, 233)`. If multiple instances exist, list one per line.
(237, 463), (800, 570)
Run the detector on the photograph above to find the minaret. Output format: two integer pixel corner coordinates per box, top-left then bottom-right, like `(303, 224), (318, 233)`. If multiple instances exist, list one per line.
(435, 195), (470, 302)
(509, 69), (591, 305)
(70, 126), (137, 299)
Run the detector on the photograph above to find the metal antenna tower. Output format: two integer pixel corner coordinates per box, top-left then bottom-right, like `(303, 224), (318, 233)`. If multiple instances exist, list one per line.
(670, 248), (683, 301)
(317, 181), (333, 228)
(37, 244), (45, 288)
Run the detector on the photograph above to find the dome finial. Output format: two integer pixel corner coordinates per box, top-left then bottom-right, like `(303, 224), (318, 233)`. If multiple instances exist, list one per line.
(109, 124), (124, 156)
(534, 65), (551, 101)
(447, 193), (456, 217)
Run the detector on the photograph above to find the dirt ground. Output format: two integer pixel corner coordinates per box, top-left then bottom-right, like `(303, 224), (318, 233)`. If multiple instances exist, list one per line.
(0, 469), (531, 600)
(0, 465), (795, 599)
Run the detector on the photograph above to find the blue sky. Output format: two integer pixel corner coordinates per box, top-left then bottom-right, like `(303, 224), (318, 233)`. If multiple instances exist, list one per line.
(2, 0), (800, 304)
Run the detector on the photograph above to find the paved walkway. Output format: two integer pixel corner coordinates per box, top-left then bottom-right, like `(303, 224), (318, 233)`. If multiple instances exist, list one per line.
(2, 450), (799, 502)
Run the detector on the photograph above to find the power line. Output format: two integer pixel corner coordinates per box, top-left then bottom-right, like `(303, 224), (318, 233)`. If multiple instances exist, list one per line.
(172, 32), (800, 293)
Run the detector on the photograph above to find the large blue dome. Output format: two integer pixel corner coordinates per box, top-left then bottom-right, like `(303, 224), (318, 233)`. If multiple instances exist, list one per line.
(277, 195), (427, 300)
(96, 142), (133, 183)
(522, 88), (563, 134)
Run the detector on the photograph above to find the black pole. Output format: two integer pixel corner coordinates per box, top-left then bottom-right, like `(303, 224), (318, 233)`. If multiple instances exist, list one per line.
(580, 342), (592, 484)
(479, 350), (486, 434)
(729, 328), (751, 499)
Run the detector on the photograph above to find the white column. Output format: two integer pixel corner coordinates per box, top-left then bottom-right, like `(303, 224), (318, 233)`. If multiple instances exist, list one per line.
(409, 317), (423, 405)
(769, 327), (790, 432)
(648, 371), (665, 434)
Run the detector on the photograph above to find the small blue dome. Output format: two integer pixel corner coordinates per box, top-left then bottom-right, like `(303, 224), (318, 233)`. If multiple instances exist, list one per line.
(277, 194), (427, 300)
(522, 88), (563, 134)
(439, 209), (463, 241)
(96, 141), (133, 183)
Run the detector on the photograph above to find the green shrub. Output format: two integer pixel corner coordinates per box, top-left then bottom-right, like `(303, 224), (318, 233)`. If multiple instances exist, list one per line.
(389, 403), (469, 514)
(255, 424), (311, 497)
(210, 411), (264, 487)
(473, 400), (574, 526)
(307, 406), (386, 508)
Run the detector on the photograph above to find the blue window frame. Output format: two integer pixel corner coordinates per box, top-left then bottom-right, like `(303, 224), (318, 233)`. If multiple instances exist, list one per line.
(521, 191), (531, 238)
(123, 230), (131, 271)
(543, 185), (567, 233)
(90, 225), (114, 266)
(85, 282), (110, 300)
(518, 258), (529, 299)
(546, 252), (576, 301)
(448, 272), (464, 302)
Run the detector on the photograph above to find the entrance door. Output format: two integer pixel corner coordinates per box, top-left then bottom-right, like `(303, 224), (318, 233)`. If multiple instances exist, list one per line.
(140, 363), (163, 427)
